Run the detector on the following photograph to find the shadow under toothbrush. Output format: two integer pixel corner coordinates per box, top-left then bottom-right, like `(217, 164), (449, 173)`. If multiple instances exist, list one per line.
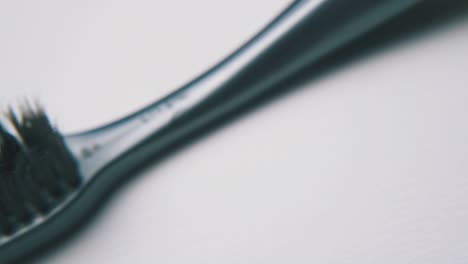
(20, 0), (468, 263)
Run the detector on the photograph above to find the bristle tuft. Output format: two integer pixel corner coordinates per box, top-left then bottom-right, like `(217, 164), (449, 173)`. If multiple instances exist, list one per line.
(0, 102), (81, 236)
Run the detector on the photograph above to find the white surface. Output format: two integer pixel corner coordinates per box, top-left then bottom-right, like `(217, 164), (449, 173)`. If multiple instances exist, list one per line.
(1, 1), (468, 263)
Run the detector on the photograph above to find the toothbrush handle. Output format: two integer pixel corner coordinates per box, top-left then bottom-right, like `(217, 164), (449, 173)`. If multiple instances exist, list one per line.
(71, 0), (420, 178)
(146, 0), (421, 144)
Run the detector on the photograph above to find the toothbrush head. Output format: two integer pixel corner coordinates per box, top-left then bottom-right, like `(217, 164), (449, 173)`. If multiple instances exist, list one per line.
(0, 104), (81, 238)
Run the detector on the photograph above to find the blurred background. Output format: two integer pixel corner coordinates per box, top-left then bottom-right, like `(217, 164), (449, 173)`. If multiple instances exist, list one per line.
(1, 0), (468, 263)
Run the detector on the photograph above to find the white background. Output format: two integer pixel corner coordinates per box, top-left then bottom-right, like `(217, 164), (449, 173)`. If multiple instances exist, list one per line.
(1, 1), (468, 263)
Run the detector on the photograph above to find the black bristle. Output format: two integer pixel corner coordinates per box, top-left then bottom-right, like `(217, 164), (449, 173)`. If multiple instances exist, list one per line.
(0, 103), (82, 236)
(0, 125), (21, 169)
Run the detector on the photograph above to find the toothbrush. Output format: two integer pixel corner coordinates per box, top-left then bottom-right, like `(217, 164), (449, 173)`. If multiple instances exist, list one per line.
(0, 0), (421, 262)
